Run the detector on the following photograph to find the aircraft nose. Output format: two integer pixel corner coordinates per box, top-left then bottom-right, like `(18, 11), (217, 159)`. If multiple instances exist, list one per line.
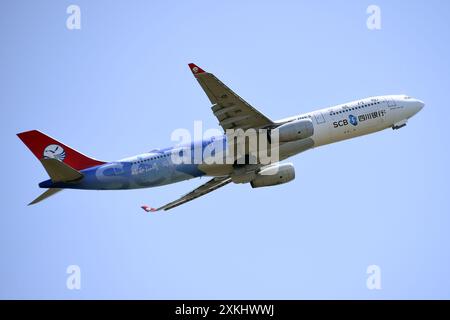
(416, 99), (425, 109)
(414, 99), (425, 113)
(415, 99), (425, 112)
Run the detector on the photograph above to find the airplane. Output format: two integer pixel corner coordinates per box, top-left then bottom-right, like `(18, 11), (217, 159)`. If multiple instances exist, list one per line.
(17, 63), (424, 211)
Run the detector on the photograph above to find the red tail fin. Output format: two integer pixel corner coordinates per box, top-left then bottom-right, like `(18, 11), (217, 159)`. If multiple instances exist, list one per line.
(17, 130), (106, 170)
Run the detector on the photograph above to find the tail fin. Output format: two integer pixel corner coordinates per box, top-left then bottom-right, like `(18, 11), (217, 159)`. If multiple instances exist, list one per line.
(17, 130), (106, 170)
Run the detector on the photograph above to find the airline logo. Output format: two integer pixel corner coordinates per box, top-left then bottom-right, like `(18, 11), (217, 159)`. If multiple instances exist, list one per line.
(358, 110), (386, 122)
(43, 144), (66, 161)
(333, 114), (359, 128)
(349, 114), (358, 126)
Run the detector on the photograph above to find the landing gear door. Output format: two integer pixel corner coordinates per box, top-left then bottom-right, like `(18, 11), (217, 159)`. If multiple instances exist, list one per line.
(314, 112), (325, 124)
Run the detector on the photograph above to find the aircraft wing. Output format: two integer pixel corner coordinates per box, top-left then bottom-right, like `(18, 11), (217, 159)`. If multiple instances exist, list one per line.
(142, 176), (232, 212)
(188, 63), (275, 131)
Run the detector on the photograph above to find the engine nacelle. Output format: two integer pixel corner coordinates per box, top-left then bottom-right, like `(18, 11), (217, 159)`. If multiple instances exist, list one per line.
(274, 119), (314, 142)
(250, 163), (295, 188)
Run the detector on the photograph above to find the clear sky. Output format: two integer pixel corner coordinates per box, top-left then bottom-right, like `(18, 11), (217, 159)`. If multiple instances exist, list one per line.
(1, 0), (450, 299)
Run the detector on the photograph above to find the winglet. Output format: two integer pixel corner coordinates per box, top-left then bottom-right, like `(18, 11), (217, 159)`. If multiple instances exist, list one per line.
(188, 63), (206, 75)
(141, 205), (158, 213)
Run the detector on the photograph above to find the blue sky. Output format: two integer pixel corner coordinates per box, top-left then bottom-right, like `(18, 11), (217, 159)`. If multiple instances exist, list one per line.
(1, 0), (450, 299)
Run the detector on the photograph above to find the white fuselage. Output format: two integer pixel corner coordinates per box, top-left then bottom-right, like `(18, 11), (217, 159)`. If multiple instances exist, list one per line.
(72, 94), (423, 190)
(195, 94), (424, 178)
(276, 94), (424, 155)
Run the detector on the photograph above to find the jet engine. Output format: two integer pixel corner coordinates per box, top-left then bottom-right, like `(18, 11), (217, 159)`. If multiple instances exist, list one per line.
(274, 119), (314, 142)
(250, 163), (295, 188)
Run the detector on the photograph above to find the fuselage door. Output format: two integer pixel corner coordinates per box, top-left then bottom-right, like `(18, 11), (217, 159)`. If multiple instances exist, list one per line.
(386, 98), (396, 107)
(314, 112), (325, 124)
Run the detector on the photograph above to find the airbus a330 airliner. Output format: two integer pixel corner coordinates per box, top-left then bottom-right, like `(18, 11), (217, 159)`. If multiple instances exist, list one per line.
(17, 63), (424, 211)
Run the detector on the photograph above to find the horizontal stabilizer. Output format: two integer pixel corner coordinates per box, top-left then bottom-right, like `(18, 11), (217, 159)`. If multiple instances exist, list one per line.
(29, 188), (62, 205)
(40, 158), (83, 183)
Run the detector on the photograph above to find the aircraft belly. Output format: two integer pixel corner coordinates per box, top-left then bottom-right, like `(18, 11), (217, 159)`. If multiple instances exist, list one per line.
(197, 163), (233, 176)
(278, 138), (315, 160)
